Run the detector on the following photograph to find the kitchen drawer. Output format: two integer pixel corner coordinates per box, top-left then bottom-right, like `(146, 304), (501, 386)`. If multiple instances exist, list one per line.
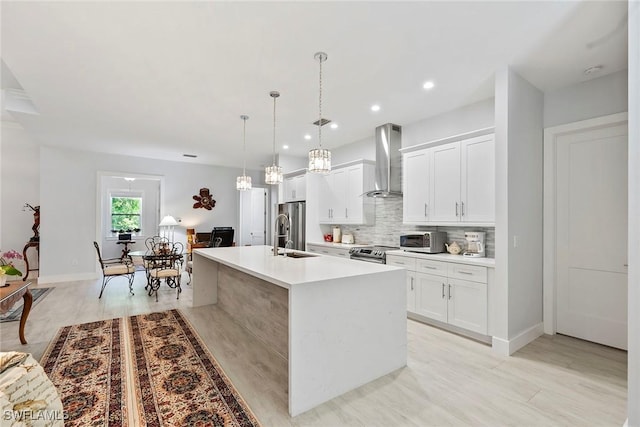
(308, 245), (350, 258)
(415, 258), (448, 277)
(448, 263), (487, 283)
(386, 255), (416, 270)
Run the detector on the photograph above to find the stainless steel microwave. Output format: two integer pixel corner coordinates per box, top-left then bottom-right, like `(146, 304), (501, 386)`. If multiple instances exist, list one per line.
(400, 231), (447, 254)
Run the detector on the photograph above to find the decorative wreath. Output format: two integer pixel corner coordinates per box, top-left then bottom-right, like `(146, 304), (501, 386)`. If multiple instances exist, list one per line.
(192, 188), (216, 210)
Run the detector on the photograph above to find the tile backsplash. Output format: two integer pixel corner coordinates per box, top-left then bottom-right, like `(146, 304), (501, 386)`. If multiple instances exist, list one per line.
(327, 198), (495, 258)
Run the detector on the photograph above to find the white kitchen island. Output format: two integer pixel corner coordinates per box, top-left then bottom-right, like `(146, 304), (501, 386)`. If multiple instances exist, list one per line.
(191, 245), (407, 417)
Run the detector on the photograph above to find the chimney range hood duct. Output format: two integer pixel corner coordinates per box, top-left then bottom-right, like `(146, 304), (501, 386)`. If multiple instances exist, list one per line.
(365, 123), (402, 198)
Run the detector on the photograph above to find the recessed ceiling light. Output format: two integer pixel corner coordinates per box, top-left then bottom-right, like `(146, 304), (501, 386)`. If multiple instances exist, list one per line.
(304, 134), (312, 140)
(283, 145), (289, 149)
(124, 177), (136, 182)
(423, 81), (435, 90)
(583, 65), (603, 75)
(330, 123), (338, 129)
(371, 104), (381, 112)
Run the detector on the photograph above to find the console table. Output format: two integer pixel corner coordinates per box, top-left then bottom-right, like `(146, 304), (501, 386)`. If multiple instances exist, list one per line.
(0, 281), (33, 344)
(22, 241), (39, 281)
(117, 240), (135, 260)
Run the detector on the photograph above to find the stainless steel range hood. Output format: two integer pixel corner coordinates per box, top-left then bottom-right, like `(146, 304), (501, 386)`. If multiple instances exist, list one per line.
(365, 123), (402, 198)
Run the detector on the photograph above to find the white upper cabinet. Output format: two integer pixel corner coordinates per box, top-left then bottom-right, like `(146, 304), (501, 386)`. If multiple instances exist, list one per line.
(402, 150), (430, 223)
(460, 134), (495, 223)
(318, 161), (374, 225)
(282, 173), (307, 203)
(430, 142), (461, 222)
(402, 131), (495, 225)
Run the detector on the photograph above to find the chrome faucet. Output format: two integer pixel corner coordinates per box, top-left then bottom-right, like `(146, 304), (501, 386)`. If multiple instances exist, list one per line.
(274, 213), (291, 256)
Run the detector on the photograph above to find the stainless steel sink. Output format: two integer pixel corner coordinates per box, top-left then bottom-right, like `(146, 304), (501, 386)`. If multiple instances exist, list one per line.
(280, 251), (317, 259)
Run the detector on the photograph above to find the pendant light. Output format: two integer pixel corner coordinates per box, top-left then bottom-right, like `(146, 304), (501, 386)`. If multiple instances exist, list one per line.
(265, 91), (283, 185)
(236, 115), (252, 191)
(308, 51), (331, 173)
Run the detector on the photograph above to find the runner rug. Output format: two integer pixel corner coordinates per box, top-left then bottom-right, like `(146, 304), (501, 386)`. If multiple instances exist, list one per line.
(40, 309), (261, 426)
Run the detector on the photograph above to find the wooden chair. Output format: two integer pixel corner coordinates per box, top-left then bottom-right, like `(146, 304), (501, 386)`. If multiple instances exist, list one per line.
(93, 241), (135, 298)
(147, 241), (183, 301)
(186, 237), (221, 284)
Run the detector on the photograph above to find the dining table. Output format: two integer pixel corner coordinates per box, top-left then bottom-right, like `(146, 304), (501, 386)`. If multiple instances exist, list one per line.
(128, 249), (184, 294)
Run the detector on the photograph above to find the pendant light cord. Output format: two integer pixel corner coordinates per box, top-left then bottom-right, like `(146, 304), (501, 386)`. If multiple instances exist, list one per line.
(242, 116), (247, 175)
(272, 93), (277, 165)
(318, 54), (323, 149)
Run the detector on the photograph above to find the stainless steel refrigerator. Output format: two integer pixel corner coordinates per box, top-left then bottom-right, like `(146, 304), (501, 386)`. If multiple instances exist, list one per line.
(277, 201), (306, 250)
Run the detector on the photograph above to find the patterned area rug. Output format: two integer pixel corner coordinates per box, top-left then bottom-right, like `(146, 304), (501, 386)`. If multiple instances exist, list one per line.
(0, 287), (53, 322)
(41, 310), (261, 426)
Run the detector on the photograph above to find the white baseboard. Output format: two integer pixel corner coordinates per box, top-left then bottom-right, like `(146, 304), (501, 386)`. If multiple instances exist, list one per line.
(492, 322), (544, 356)
(37, 272), (99, 284)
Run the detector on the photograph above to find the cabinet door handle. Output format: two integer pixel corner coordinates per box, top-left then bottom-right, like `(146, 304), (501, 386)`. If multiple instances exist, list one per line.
(461, 201), (465, 217)
(441, 283), (445, 298)
(448, 284), (452, 299)
(345, 208), (348, 218)
(455, 202), (459, 217)
(424, 203), (428, 217)
(411, 277), (414, 291)
(293, 190), (296, 199)
(423, 265), (436, 270)
(458, 271), (473, 275)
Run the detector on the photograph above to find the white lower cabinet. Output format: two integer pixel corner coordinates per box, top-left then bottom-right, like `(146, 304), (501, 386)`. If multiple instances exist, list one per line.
(387, 254), (488, 335)
(406, 271), (416, 312)
(414, 272), (447, 322)
(446, 277), (487, 334)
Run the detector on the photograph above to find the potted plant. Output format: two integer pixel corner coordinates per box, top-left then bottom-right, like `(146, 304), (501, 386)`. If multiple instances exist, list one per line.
(1, 250), (23, 287)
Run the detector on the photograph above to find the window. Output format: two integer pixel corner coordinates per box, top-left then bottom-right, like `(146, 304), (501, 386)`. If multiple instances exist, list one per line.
(111, 195), (142, 233)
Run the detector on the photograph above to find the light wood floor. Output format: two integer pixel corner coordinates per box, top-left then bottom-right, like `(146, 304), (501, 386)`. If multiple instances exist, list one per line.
(0, 275), (628, 426)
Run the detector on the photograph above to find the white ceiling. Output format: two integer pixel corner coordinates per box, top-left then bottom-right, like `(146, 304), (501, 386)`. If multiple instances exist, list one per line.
(0, 1), (628, 169)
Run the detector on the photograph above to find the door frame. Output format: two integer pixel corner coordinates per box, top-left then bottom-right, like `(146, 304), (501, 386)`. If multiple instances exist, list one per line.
(543, 112), (628, 335)
(95, 171), (165, 263)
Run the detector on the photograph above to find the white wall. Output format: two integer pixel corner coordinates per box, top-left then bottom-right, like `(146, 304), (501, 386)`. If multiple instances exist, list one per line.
(37, 145), (261, 283)
(0, 121), (40, 276)
(278, 153), (307, 174)
(544, 69), (628, 128)
(627, 2), (639, 425)
(402, 98), (495, 149)
(494, 67), (544, 352)
(330, 98), (495, 164)
(330, 136), (375, 165)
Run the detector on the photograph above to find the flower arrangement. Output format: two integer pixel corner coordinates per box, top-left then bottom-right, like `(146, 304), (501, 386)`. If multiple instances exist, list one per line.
(1, 250), (23, 278)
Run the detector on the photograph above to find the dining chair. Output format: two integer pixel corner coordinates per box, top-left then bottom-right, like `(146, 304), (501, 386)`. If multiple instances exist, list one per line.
(93, 241), (135, 298)
(186, 237), (221, 284)
(147, 241), (183, 301)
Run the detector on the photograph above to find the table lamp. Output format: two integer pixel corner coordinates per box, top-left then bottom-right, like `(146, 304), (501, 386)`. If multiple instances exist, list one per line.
(159, 215), (179, 242)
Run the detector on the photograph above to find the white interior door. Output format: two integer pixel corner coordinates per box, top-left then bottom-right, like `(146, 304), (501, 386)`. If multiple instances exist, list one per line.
(556, 122), (628, 349)
(239, 188), (266, 246)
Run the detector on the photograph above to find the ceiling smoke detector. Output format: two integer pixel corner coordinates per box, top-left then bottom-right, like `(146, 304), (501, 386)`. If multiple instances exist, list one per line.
(583, 65), (603, 75)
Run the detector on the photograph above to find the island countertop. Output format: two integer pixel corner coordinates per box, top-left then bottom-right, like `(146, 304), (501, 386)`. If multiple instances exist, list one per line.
(193, 245), (400, 289)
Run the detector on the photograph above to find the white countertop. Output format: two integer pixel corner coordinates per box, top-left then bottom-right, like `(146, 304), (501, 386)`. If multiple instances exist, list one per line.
(387, 249), (496, 267)
(307, 241), (371, 249)
(193, 245), (401, 289)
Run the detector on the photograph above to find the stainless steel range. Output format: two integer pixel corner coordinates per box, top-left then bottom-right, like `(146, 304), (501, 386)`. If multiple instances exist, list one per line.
(349, 246), (399, 264)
